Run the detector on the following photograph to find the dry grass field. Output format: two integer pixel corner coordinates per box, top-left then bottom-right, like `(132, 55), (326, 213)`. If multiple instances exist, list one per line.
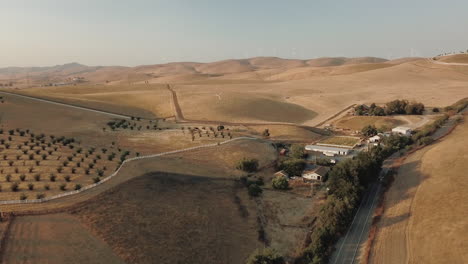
(16, 83), (173, 119)
(1, 213), (124, 264)
(5, 57), (468, 128)
(369, 116), (468, 264)
(437, 54), (468, 63)
(167, 59), (468, 126)
(72, 172), (261, 264)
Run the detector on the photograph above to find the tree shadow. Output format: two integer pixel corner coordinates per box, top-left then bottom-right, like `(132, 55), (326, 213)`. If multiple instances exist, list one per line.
(380, 212), (411, 228)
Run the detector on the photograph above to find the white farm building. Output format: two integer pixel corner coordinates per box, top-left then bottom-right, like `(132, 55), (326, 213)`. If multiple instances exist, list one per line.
(305, 145), (351, 156)
(302, 166), (330, 181)
(392, 126), (412, 136)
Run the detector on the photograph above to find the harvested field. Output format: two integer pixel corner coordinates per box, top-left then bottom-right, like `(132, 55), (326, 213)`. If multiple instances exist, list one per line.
(1, 213), (123, 264)
(334, 116), (406, 131)
(174, 90), (317, 124)
(369, 117), (468, 264)
(244, 124), (323, 141)
(72, 172), (261, 264)
(15, 83), (173, 119)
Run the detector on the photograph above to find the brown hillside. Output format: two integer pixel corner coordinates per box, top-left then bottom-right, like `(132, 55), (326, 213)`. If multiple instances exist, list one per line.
(437, 54), (468, 63)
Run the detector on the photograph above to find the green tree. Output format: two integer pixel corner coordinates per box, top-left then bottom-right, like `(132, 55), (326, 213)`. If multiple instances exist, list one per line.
(290, 144), (306, 159)
(361, 125), (378, 137)
(272, 176), (289, 190)
(278, 159), (306, 176)
(236, 158), (259, 173)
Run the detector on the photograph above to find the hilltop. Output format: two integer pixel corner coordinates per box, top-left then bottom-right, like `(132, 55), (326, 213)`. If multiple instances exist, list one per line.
(0, 56), (400, 85)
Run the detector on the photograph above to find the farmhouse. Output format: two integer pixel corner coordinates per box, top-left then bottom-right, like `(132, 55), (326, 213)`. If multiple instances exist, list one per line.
(305, 145), (351, 156)
(368, 135), (381, 143)
(392, 126), (412, 136)
(302, 166), (330, 181)
(274, 170), (289, 178)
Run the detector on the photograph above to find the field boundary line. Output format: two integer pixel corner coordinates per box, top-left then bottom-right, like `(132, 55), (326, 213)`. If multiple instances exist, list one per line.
(0, 136), (260, 205)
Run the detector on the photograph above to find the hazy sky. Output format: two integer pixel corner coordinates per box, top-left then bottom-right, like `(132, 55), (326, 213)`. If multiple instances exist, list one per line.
(1, 0), (467, 67)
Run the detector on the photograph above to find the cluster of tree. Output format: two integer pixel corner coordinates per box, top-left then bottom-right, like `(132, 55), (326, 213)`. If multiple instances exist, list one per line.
(236, 158), (259, 173)
(277, 158), (306, 176)
(355, 100), (425, 116)
(107, 119), (158, 131)
(361, 124), (378, 137)
(0, 83), (13, 87)
(274, 143), (308, 178)
(298, 136), (412, 263)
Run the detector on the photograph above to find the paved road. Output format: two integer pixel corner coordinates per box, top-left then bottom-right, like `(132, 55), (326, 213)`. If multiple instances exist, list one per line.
(0, 90), (132, 119)
(330, 154), (396, 264)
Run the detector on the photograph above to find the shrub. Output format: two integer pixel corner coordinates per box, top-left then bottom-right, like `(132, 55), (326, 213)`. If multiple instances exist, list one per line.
(75, 184), (82, 190)
(11, 182), (19, 192)
(49, 174), (56, 182)
(236, 158), (259, 173)
(34, 174), (41, 181)
(20, 193), (27, 200)
(36, 193), (45, 199)
(247, 248), (285, 264)
(272, 176), (289, 190)
(5, 174), (11, 182)
(19, 174), (26, 181)
(28, 183), (34, 190)
(64, 175), (71, 182)
(248, 184), (262, 197)
(93, 177), (101, 183)
(59, 183), (66, 191)
(432, 107), (440, 113)
(419, 136), (434, 146)
(44, 184), (50, 190)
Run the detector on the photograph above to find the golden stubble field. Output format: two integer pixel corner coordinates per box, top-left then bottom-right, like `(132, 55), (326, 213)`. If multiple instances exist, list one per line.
(16, 58), (468, 127)
(369, 116), (468, 264)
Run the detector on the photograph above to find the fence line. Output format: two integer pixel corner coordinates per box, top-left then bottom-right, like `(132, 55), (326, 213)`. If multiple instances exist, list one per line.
(0, 137), (258, 205)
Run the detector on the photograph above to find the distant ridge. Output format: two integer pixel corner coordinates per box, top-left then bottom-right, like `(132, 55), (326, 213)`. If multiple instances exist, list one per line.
(0, 56), (426, 85)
